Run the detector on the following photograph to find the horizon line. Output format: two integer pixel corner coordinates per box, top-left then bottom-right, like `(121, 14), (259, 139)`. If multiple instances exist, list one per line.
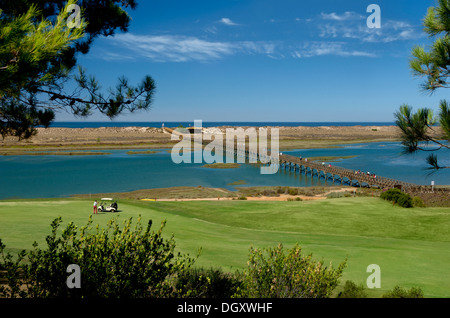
(51, 120), (396, 123)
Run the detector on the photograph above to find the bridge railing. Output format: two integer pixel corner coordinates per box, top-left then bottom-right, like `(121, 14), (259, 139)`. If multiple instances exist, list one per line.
(279, 154), (417, 188)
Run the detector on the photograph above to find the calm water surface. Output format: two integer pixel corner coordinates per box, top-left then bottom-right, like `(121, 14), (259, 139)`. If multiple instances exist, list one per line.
(0, 142), (448, 199)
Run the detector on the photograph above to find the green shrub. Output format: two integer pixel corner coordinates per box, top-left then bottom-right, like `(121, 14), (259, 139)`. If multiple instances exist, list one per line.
(288, 188), (298, 196)
(382, 285), (424, 298)
(380, 188), (403, 202)
(173, 267), (242, 298)
(396, 194), (413, 208)
(237, 196), (247, 200)
(295, 197), (303, 201)
(336, 280), (368, 298)
(412, 196), (426, 207)
(380, 189), (413, 208)
(238, 244), (347, 298)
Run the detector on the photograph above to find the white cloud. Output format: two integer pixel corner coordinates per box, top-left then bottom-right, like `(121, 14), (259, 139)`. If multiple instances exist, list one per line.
(321, 11), (364, 21)
(98, 29), (378, 63)
(219, 18), (239, 26)
(319, 12), (420, 43)
(204, 26), (218, 34)
(320, 24), (338, 38)
(105, 33), (276, 62)
(292, 42), (376, 58)
(110, 34), (233, 62)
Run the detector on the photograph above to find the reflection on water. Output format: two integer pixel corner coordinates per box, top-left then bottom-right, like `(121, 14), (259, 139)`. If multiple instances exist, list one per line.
(0, 142), (448, 199)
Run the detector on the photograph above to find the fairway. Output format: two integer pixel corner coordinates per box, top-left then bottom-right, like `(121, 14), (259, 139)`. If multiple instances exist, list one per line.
(1, 197), (450, 297)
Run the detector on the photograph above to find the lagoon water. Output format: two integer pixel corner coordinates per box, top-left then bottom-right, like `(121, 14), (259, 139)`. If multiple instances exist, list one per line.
(0, 142), (448, 199)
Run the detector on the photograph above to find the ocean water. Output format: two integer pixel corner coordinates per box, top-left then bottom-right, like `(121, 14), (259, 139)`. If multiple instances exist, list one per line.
(0, 142), (448, 199)
(47, 121), (396, 128)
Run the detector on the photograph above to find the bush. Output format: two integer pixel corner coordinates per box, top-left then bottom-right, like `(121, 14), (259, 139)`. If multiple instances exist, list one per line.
(380, 188), (413, 208)
(412, 196), (426, 207)
(337, 280), (368, 298)
(277, 187), (289, 194)
(0, 216), (195, 298)
(380, 188), (403, 202)
(261, 189), (277, 197)
(288, 188), (298, 196)
(396, 194), (413, 208)
(237, 244), (347, 298)
(382, 285), (424, 298)
(173, 267), (242, 298)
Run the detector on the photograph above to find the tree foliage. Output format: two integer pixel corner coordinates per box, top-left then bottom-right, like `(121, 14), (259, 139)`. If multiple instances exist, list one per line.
(410, 0), (450, 92)
(396, 0), (450, 171)
(237, 244), (347, 298)
(0, 0), (156, 140)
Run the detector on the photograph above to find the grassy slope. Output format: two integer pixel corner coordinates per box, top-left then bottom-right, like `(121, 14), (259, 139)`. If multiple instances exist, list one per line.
(0, 197), (449, 297)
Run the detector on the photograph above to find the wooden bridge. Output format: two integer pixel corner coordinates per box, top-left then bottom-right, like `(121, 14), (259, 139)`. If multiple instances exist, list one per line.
(224, 144), (435, 191)
(231, 141), (445, 193)
(231, 147), (422, 190)
(278, 153), (417, 190)
(166, 126), (443, 193)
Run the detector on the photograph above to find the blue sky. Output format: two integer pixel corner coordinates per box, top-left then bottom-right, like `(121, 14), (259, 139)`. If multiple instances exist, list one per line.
(58, 0), (447, 122)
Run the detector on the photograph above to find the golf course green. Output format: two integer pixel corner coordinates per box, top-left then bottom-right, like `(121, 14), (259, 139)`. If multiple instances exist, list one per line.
(1, 196), (449, 297)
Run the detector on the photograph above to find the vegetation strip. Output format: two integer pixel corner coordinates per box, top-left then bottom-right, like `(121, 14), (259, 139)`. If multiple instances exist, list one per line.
(0, 151), (112, 156)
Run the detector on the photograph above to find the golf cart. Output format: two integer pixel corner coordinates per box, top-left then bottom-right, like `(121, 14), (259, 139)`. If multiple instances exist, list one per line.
(98, 198), (118, 213)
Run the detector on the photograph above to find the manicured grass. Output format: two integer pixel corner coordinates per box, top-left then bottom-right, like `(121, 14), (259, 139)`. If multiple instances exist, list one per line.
(0, 197), (449, 297)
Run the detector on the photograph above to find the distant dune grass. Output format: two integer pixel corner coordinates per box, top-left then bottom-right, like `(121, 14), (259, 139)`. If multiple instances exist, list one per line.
(202, 163), (241, 169)
(126, 150), (161, 155)
(0, 151), (112, 156)
(1, 196), (450, 297)
(308, 155), (358, 162)
(72, 186), (237, 200)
